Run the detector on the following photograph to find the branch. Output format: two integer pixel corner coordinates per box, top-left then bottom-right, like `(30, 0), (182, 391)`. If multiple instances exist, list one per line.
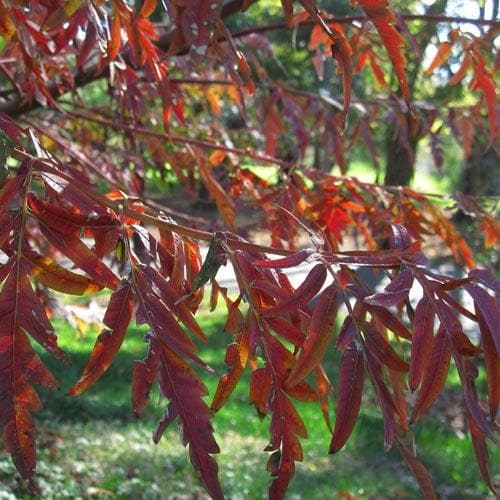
(0, 0), (254, 117)
(231, 13), (500, 39)
(30, 107), (500, 205)
(1, 3), (498, 118)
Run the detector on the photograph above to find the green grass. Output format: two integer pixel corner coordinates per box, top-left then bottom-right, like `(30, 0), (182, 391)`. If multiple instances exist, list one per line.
(346, 159), (454, 195)
(0, 307), (497, 499)
(244, 158), (454, 196)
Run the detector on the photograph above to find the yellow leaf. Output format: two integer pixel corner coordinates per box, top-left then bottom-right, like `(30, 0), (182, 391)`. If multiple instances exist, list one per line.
(0, 12), (15, 39)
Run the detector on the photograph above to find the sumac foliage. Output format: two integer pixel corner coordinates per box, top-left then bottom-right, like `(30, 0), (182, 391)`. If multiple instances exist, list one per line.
(0, 0), (498, 498)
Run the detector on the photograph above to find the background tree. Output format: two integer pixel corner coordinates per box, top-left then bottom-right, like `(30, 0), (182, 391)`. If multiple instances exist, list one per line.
(0, 1), (498, 499)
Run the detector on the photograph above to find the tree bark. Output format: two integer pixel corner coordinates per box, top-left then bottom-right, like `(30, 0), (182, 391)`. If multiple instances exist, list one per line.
(383, 0), (449, 186)
(460, 144), (500, 197)
(384, 114), (420, 186)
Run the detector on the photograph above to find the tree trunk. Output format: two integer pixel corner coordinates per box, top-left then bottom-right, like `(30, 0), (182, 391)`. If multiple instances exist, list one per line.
(383, 0), (448, 187)
(460, 144), (500, 197)
(384, 114), (419, 186)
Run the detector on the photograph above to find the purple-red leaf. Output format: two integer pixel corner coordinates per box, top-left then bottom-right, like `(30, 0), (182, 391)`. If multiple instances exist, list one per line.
(396, 437), (437, 500)
(254, 249), (317, 268)
(409, 297), (435, 391)
(329, 341), (364, 453)
(363, 322), (409, 372)
(477, 310), (500, 419)
(287, 284), (337, 387)
(156, 344), (223, 500)
(465, 283), (500, 354)
(410, 326), (451, 423)
(467, 411), (497, 494)
(265, 264), (326, 316)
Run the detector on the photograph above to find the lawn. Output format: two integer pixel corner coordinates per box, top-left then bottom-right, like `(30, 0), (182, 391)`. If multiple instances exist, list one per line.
(0, 303), (497, 499)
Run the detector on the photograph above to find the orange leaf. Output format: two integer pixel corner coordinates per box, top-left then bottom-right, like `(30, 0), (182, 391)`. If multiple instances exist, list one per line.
(471, 67), (497, 147)
(359, 0), (410, 102)
(211, 329), (250, 412)
(449, 53), (470, 85)
(67, 283), (134, 396)
(140, 0), (157, 18)
(0, 11), (15, 39)
(108, 12), (121, 60)
(26, 252), (103, 296)
(424, 41), (452, 75)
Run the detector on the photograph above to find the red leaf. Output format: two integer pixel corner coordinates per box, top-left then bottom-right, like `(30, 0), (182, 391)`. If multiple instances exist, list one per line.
(433, 299), (481, 356)
(264, 104), (282, 157)
(329, 341), (364, 453)
(108, 12), (121, 60)
(156, 344), (223, 500)
(132, 337), (161, 416)
(410, 326), (451, 423)
(0, 258), (61, 489)
(253, 248), (317, 268)
(0, 176), (23, 215)
(250, 367), (273, 417)
(141, 265), (207, 342)
(265, 316), (305, 347)
(364, 351), (398, 450)
(67, 283), (134, 396)
(285, 379), (318, 402)
(133, 273), (210, 371)
(409, 297), (435, 391)
(266, 389), (307, 499)
(39, 225), (119, 290)
(389, 223), (411, 250)
(287, 284), (338, 387)
(140, 0), (157, 18)
(364, 288), (408, 307)
(264, 264), (327, 316)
